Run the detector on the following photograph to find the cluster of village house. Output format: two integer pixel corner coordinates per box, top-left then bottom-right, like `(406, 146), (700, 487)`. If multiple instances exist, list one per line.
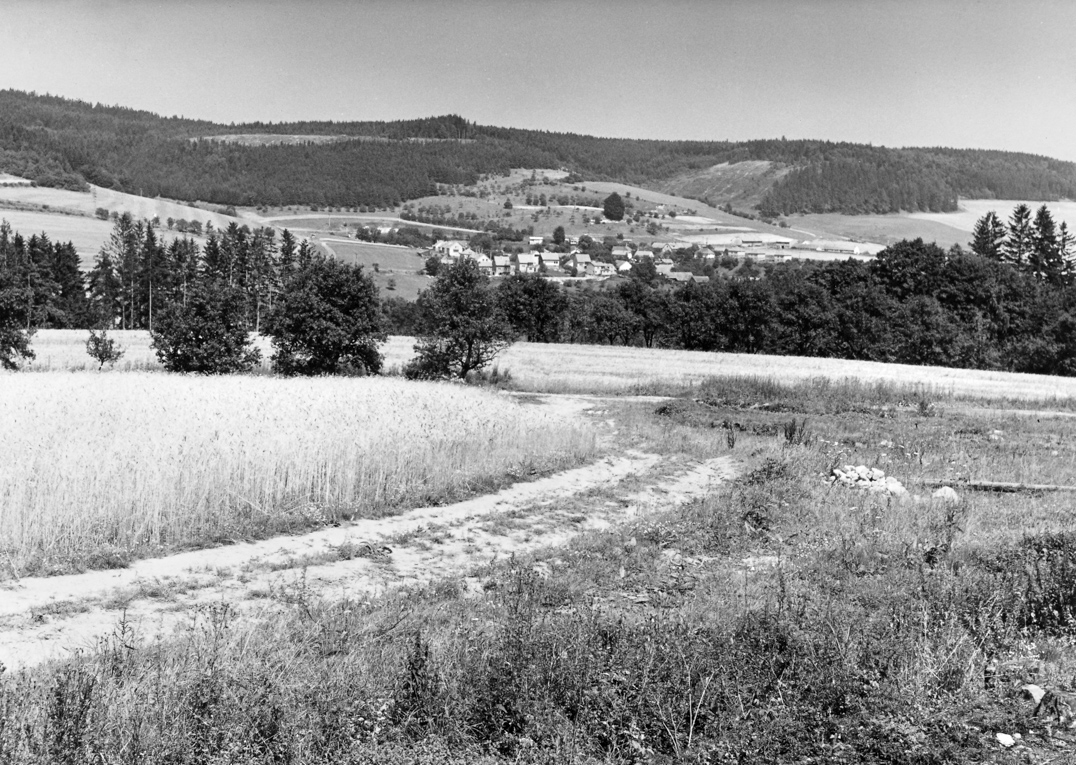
(420, 232), (879, 282)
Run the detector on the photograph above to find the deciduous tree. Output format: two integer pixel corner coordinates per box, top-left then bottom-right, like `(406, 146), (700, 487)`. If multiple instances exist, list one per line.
(408, 258), (513, 379)
(264, 256), (385, 376)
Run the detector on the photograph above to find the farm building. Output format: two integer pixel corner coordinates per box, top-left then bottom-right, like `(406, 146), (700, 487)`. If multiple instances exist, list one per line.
(528, 235), (545, 246)
(611, 246), (632, 259)
(634, 248), (654, 260)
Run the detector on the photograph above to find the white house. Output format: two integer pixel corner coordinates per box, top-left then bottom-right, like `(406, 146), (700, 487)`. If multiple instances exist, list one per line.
(528, 235), (545, 246)
(433, 240), (467, 259)
(572, 252), (593, 273)
(615, 260), (633, 273)
(492, 255), (512, 276)
(591, 262), (615, 276)
(517, 252), (539, 274)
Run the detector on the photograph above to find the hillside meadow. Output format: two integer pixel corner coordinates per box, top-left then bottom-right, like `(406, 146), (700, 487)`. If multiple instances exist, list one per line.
(0, 373), (596, 576)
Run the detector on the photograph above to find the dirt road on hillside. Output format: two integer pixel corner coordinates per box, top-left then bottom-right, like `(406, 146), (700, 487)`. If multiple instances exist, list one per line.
(0, 395), (738, 671)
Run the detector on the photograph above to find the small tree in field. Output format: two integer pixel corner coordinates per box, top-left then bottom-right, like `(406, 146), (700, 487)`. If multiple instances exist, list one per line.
(150, 280), (261, 374)
(407, 258), (513, 380)
(264, 256), (385, 376)
(86, 329), (124, 369)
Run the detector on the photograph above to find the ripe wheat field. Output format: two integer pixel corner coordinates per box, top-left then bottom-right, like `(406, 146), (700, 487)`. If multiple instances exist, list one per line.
(0, 373), (595, 577)
(25, 329), (1076, 405)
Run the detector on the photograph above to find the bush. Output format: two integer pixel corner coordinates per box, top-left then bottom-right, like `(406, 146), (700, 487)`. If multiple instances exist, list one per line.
(150, 280), (261, 373)
(264, 256), (385, 376)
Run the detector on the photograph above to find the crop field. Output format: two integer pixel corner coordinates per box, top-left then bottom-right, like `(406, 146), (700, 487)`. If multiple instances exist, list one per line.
(0, 372), (595, 576)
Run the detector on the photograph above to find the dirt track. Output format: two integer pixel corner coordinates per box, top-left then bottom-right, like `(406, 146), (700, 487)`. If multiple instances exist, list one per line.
(0, 395), (738, 671)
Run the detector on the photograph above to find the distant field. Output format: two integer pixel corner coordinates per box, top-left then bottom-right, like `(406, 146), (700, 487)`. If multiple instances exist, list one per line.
(788, 212), (969, 249)
(321, 239), (426, 271)
(0, 180), (244, 265)
(911, 198), (1076, 234)
(0, 210), (116, 258)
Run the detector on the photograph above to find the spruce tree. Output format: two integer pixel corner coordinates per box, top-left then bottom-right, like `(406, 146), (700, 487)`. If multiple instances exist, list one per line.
(1004, 203), (1033, 269)
(969, 210), (1007, 260)
(1031, 204), (1063, 283)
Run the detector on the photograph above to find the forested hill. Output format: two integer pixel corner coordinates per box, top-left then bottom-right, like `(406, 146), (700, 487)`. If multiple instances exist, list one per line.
(3, 89), (1076, 214)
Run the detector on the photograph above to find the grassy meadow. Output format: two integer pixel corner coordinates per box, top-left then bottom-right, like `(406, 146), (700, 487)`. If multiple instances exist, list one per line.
(0, 373), (596, 577)
(4, 377), (1076, 762)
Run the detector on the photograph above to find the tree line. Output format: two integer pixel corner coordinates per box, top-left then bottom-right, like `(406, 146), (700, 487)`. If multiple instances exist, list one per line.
(6, 89), (1076, 214)
(8, 202), (1076, 377)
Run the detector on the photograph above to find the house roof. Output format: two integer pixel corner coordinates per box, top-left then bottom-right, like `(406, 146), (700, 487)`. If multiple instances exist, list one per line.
(517, 252), (538, 265)
(574, 253), (593, 263)
(493, 255), (511, 266)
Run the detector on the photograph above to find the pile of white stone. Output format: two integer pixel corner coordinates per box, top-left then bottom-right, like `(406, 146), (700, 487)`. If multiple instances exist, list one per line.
(829, 465), (908, 497)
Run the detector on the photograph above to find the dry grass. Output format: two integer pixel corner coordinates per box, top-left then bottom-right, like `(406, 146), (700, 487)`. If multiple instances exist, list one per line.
(0, 373), (595, 576)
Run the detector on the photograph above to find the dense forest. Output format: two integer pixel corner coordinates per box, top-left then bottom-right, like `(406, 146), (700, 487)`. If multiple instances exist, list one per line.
(3, 90), (1076, 213)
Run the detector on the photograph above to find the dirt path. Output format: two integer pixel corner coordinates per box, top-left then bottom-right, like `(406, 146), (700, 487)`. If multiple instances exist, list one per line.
(0, 394), (738, 671)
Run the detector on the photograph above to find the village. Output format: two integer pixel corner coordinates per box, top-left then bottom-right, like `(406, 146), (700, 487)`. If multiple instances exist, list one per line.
(418, 230), (886, 283)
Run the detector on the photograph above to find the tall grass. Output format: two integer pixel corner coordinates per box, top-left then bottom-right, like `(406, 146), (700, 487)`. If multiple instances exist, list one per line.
(0, 373), (596, 576)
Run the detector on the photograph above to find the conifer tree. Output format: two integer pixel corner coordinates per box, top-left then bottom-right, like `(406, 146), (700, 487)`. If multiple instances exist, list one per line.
(1004, 203), (1034, 268)
(969, 210), (1007, 260)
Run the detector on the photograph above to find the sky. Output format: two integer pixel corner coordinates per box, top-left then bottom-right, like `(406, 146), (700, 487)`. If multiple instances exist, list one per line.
(2, 0), (1076, 159)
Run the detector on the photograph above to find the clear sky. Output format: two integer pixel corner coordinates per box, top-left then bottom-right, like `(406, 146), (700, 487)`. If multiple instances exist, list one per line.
(2, 0), (1075, 159)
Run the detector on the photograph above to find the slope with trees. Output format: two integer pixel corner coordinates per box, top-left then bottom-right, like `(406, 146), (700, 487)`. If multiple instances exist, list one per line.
(5, 90), (1076, 215)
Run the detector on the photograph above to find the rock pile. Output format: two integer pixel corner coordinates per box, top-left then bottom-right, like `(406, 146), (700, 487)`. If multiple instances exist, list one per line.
(829, 465), (908, 497)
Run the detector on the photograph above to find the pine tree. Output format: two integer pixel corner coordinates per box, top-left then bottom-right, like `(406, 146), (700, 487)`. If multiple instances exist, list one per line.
(969, 210), (1007, 260)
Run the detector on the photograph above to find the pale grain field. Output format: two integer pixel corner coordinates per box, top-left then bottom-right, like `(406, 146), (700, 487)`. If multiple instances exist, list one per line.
(24, 329), (1076, 403)
(0, 373), (596, 576)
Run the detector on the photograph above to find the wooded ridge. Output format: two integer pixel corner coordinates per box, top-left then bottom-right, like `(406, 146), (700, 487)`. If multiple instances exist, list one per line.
(3, 89), (1076, 214)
